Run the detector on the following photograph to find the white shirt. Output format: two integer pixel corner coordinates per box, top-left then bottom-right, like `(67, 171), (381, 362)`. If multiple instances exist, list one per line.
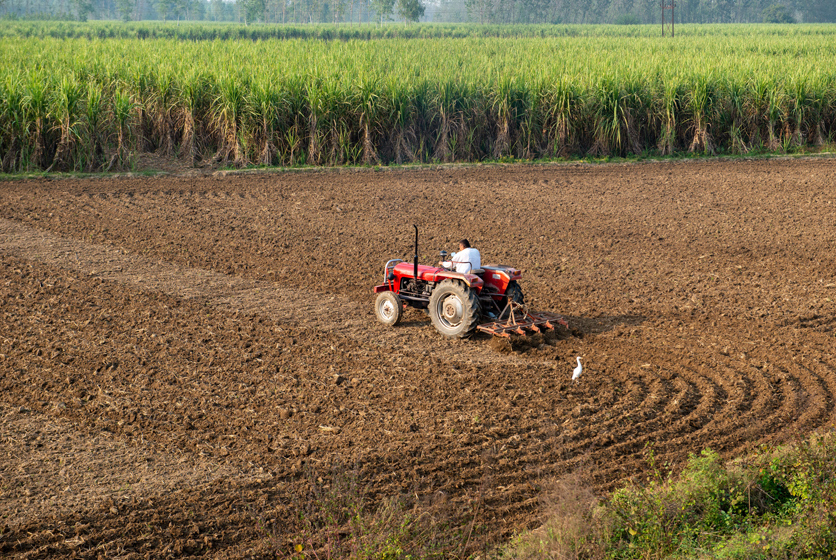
(444, 247), (481, 274)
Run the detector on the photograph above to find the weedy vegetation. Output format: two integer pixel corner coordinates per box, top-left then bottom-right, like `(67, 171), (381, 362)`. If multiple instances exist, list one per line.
(504, 432), (836, 560)
(254, 460), (486, 560)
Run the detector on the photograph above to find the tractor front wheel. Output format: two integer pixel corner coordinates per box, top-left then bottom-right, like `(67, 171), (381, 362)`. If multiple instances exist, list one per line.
(375, 291), (403, 326)
(429, 280), (481, 338)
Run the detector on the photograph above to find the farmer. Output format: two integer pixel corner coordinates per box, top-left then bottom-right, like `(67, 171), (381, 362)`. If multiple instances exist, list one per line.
(441, 239), (481, 274)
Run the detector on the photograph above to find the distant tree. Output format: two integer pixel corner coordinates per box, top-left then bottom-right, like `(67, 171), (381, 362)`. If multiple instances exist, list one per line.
(465, 0), (492, 24)
(210, 0), (224, 20)
(762, 3), (794, 22)
(330, 0), (346, 22)
(370, 0), (394, 22)
(191, 0), (206, 19)
(241, 0), (266, 22)
(805, 0), (836, 22)
(171, 0), (189, 19)
(71, 0), (93, 20)
(156, 0), (173, 19)
(116, 0), (134, 20)
(396, 0), (423, 21)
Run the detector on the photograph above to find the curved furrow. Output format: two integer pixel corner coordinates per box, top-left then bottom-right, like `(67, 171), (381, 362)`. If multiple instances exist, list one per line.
(672, 349), (777, 432)
(600, 361), (724, 459)
(767, 358), (833, 440)
(634, 369), (760, 458)
(690, 351), (816, 450)
(507, 368), (701, 485)
(806, 349), (836, 426)
(434, 420), (604, 492)
(713, 362), (778, 446)
(524, 367), (630, 438)
(785, 335), (836, 426)
(551, 375), (676, 456)
(551, 374), (655, 450)
(663, 347), (817, 455)
(587, 357), (743, 466)
(405, 370), (640, 493)
(763, 363), (807, 442)
(792, 360), (835, 431)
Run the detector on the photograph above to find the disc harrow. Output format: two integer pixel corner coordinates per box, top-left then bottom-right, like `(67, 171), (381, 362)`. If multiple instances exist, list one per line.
(476, 301), (569, 337)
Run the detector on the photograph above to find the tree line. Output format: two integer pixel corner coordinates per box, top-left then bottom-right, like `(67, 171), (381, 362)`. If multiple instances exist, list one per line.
(0, 0), (833, 25)
(458, 0), (836, 25)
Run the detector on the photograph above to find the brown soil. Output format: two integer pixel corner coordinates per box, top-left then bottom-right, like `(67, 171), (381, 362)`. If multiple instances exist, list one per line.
(2, 157), (836, 558)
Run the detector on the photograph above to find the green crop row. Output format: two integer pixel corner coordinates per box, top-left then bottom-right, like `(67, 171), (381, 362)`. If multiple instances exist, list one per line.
(1, 27), (835, 172)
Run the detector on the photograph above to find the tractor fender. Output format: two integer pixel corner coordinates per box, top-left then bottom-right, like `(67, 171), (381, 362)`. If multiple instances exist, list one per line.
(431, 270), (483, 291)
(483, 265), (522, 282)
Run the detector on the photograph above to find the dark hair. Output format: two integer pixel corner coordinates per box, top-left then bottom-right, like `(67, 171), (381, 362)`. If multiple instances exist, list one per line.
(459, 239), (471, 248)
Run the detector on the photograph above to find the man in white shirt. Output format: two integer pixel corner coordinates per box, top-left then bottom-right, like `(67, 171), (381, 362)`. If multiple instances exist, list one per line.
(441, 239), (481, 274)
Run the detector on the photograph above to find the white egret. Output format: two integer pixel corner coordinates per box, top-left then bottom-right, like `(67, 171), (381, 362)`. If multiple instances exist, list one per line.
(572, 357), (583, 381)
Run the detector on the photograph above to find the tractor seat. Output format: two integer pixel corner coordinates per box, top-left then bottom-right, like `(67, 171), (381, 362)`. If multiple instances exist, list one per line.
(470, 268), (485, 275)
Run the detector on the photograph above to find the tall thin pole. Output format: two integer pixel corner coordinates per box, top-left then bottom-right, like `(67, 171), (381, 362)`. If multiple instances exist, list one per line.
(661, 1), (675, 38)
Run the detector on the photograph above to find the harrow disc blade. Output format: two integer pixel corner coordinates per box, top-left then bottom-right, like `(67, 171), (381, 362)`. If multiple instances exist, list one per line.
(477, 311), (568, 337)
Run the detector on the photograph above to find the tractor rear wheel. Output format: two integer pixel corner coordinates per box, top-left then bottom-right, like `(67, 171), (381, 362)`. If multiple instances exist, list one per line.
(505, 281), (525, 307)
(429, 280), (481, 338)
(496, 281), (525, 319)
(375, 291), (403, 326)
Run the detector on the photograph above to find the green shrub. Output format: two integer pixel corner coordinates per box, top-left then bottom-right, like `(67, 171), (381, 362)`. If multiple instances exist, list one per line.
(614, 14), (641, 26)
(503, 432), (836, 560)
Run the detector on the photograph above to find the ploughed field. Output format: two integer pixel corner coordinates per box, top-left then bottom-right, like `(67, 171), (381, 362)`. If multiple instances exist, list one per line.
(2, 157), (836, 557)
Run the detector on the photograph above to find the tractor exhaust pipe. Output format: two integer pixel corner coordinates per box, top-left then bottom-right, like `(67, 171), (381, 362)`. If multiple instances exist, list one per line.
(413, 224), (419, 281)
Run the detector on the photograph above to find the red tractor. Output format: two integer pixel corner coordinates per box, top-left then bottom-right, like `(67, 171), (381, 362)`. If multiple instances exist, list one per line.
(373, 226), (567, 339)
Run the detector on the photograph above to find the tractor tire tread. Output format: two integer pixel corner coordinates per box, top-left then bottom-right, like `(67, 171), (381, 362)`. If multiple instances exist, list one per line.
(375, 291), (403, 326)
(428, 279), (481, 339)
